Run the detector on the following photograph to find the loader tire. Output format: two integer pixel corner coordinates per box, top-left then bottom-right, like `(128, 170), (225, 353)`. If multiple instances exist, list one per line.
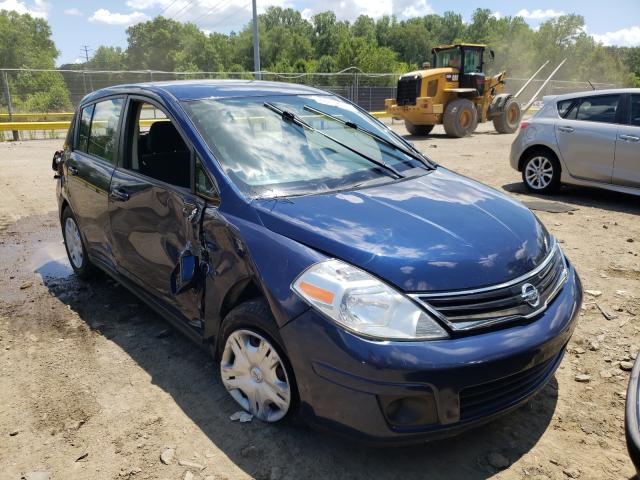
(443, 99), (477, 138)
(404, 121), (434, 136)
(493, 97), (521, 134)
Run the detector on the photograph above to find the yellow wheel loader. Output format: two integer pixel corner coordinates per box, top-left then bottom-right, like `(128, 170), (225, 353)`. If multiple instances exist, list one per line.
(385, 44), (522, 138)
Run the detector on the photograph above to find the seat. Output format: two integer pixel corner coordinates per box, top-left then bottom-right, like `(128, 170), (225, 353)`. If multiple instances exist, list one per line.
(140, 121), (190, 188)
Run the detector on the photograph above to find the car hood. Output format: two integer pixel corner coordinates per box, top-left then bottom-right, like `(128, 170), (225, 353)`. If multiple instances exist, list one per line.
(253, 168), (552, 292)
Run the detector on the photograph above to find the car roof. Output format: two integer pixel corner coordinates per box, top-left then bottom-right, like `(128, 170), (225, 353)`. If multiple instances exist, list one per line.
(81, 79), (330, 104)
(549, 87), (640, 103)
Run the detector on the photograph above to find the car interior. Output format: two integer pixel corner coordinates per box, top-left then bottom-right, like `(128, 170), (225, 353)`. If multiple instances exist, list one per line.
(128, 101), (191, 189)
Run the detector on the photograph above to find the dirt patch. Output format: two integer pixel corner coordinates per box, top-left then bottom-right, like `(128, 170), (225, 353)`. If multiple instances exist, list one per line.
(0, 129), (638, 479)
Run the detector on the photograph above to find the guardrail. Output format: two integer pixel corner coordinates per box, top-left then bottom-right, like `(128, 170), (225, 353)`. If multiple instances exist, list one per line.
(0, 111), (392, 134)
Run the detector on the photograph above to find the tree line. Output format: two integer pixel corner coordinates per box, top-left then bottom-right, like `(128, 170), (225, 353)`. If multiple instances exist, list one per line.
(1, 7), (639, 112)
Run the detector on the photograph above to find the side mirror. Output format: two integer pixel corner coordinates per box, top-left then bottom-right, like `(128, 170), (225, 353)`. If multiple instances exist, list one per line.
(170, 252), (198, 295)
(52, 149), (63, 172)
(489, 50), (495, 62)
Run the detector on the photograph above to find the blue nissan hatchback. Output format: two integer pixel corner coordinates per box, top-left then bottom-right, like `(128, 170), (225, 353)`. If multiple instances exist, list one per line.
(54, 80), (582, 444)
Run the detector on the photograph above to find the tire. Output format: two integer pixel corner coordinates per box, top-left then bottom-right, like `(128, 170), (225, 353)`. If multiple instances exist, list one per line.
(404, 121), (434, 136)
(521, 150), (561, 194)
(443, 98), (477, 138)
(493, 97), (521, 134)
(61, 206), (95, 279)
(218, 299), (299, 423)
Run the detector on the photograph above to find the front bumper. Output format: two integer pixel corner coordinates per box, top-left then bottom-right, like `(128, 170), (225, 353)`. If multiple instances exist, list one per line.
(280, 265), (581, 444)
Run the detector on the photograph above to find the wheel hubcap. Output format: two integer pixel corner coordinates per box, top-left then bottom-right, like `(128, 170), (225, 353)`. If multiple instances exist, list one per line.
(64, 217), (84, 269)
(221, 329), (291, 422)
(525, 156), (554, 189)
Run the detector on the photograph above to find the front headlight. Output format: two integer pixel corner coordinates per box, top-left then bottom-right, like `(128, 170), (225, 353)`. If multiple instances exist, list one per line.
(291, 259), (449, 340)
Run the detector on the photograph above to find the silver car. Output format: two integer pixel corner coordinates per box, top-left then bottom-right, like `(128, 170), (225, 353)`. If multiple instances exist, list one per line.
(510, 88), (640, 195)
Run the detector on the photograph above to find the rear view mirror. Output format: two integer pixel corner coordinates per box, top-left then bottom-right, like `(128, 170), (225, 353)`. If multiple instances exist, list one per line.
(52, 149), (63, 172)
(170, 252), (198, 295)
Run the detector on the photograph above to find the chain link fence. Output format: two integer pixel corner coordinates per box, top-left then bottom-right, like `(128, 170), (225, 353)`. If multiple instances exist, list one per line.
(0, 68), (618, 140)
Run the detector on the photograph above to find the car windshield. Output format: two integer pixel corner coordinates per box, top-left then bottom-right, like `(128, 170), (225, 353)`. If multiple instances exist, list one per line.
(181, 94), (430, 198)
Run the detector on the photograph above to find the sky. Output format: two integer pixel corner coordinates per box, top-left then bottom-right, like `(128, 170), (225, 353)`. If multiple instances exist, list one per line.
(1, 0), (639, 66)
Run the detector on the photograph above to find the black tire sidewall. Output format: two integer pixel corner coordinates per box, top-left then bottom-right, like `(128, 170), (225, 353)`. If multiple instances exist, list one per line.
(218, 299), (300, 422)
(443, 99), (476, 137)
(522, 152), (561, 194)
(61, 206), (93, 278)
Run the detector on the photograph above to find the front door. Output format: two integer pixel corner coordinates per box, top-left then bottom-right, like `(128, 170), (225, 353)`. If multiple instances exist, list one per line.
(555, 94), (621, 183)
(613, 94), (640, 188)
(108, 98), (205, 324)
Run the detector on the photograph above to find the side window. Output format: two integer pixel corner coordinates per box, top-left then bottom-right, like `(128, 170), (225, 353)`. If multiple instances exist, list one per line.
(195, 159), (218, 201)
(557, 99), (574, 118)
(631, 95), (640, 127)
(87, 99), (124, 163)
(77, 104), (94, 152)
(126, 100), (191, 189)
(575, 95), (620, 124)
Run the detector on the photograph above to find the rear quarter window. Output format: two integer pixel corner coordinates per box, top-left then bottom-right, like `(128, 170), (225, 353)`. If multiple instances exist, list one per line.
(556, 99), (574, 118)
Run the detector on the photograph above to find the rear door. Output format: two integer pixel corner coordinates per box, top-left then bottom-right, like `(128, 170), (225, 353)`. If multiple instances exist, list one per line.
(108, 97), (206, 325)
(65, 97), (124, 266)
(554, 94), (622, 183)
(613, 93), (640, 188)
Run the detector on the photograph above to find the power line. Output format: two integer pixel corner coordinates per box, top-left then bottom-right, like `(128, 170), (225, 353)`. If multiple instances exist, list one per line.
(191, 0), (231, 26)
(158, 0), (181, 17)
(204, 1), (250, 29)
(171, 0), (199, 21)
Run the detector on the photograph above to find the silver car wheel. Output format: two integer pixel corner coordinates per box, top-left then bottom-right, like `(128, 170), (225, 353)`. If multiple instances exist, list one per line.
(64, 217), (84, 269)
(221, 329), (291, 422)
(525, 156), (554, 190)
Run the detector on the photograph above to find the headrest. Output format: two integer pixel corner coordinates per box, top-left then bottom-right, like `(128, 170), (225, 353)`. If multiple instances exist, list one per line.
(148, 121), (186, 153)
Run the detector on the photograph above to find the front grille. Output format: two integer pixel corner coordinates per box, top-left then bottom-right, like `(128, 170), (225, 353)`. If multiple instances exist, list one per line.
(411, 243), (567, 332)
(459, 351), (562, 420)
(396, 75), (421, 106)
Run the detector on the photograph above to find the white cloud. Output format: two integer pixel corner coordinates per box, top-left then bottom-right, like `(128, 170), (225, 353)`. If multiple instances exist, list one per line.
(491, 11), (502, 20)
(592, 26), (640, 47)
(89, 8), (147, 25)
(63, 7), (81, 16)
(516, 8), (564, 20)
(125, 0), (169, 9)
(399, 0), (433, 19)
(0, 0), (49, 18)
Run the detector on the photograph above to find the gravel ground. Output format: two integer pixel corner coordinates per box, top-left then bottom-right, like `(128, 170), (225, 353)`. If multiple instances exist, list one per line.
(0, 121), (638, 480)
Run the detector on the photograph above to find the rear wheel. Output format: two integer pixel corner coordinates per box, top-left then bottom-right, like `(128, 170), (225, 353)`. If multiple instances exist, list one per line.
(404, 121), (434, 136)
(218, 299), (298, 423)
(493, 97), (521, 134)
(61, 207), (95, 279)
(443, 99), (477, 138)
(522, 151), (561, 194)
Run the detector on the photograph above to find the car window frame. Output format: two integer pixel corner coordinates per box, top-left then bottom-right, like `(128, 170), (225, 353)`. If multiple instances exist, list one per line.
(119, 94), (221, 202)
(73, 94), (127, 168)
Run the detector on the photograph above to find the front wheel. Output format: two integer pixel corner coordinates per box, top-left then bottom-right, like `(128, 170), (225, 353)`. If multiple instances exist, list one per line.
(443, 99), (477, 138)
(493, 97), (521, 134)
(522, 152), (561, 194)
(219, 300), (298, 423)
(61, 207), (95, 279)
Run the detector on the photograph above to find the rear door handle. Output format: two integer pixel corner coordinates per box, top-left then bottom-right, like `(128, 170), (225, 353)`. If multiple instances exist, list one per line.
(183, 202), (199, 222)
(619, 134), (640, 142)
(68, 165), (79, 176)
(109, 187), (130, 202)
(557, 126), (574, 133)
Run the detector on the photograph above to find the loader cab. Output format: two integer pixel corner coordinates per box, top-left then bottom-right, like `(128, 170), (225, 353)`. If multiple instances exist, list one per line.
(433, 44), (486, 95)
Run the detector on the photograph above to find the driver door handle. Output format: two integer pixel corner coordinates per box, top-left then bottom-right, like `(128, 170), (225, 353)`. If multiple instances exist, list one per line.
(619, 134), (640, 142)
(68, 165), (79, 176)
(109, 187), (129, 202)
(557, 126), (574, 133)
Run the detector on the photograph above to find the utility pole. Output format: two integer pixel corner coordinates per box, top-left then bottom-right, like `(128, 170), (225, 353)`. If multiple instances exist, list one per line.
(251, 0), (261, 80)
(2, 70), (19, 141)
(82, 45), (94, 91)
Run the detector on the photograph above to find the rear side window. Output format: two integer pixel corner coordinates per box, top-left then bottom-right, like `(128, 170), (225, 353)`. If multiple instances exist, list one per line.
(631, 95), (640, 127)
(575, 95), (620, 124)
(77, 105), (94, 152)
(557, 99), (574, 118)
(87, 98), (124, 163)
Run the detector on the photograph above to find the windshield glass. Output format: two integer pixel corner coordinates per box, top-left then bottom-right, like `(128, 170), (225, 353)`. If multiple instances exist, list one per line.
(434, 48), (461, 69)
(182, 94), (429, 198)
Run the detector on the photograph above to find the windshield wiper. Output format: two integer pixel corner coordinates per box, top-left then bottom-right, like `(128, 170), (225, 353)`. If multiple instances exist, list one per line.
(302, 105), (434, 169)
(263, 102), (403, 179)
